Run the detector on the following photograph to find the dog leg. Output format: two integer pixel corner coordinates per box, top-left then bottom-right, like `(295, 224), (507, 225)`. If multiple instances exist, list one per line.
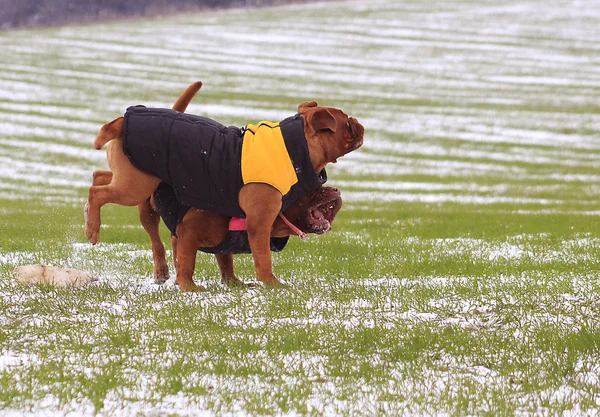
(173, 210), (205, 291)
(239, 184), (283, 287)
(85, 140), (161, 244)
(84, 170), (112, 244)
(92, 170), (113, 186)
(171, 234), (178, 271)
(216, 253), (236, 284)
(86, 180), (160, 244)
(173, 227), (205, 292)
(138, 198), (170, 284)
(215, 253), (255, 287)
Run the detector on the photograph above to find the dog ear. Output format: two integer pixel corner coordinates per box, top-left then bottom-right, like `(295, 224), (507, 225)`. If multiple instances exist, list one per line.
(310, 108), (337, 133)
(298, 101), (319, 111)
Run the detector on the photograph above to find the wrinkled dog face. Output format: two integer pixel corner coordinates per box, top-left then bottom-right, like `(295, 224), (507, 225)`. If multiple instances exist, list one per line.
(294, 186), (342, 234)
(298, 101), (364, 160)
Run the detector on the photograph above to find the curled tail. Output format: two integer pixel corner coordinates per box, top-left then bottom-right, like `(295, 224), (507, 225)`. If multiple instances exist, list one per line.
(172, 81), (202, 112)
(93, 81), (202, 150)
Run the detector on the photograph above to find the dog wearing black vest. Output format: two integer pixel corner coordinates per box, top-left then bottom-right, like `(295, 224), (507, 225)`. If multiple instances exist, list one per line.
(85, 81), (363, 291)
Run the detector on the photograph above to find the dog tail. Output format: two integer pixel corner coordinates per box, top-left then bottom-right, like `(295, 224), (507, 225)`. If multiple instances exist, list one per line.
(93, 81), (202, 150)
(94, 117), (124, 149)
(172, 81), (202, 112)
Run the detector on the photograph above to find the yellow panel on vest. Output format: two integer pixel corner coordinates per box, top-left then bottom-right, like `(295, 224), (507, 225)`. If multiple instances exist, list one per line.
(241, 121), (298, 195)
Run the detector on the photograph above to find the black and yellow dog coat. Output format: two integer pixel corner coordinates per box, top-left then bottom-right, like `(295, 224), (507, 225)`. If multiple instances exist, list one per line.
(122, 106), (327, 254)
(153, 182), (289, 254)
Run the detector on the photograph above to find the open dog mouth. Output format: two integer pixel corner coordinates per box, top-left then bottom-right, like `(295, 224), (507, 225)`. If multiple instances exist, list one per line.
(296, 187), (342, 234)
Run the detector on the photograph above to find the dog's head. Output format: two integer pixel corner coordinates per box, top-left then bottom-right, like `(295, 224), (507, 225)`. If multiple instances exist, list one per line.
(298, 101), (364, 163)
(287, 186), (343, 234)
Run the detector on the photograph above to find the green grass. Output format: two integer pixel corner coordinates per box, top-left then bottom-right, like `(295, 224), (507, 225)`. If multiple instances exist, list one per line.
(1, 200), (599, 415)
(1, 0), (600, 415)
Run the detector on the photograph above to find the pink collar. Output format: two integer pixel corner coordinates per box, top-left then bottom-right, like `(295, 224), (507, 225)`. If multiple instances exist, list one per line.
(228, 214), (307, 240)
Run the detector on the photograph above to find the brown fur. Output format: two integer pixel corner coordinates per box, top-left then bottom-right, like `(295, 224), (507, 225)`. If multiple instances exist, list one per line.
(85, 82), (364, 291)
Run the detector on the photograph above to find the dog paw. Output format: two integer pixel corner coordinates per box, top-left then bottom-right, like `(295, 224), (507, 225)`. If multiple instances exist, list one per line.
(154, 274), (170, 285)
(154, 263), (170, 285)
(181, 283), (206, 292)
(176, 279), (206, 292)
(85, 227), (99, 245)
(267, 281), (289, 290)
(85, 231), (98, 245)
(220, 275), (253, 288)
(258, 274), (287, 289)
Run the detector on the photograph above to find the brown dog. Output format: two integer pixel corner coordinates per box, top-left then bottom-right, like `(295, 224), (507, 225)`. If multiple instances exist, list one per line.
(88, 83), (343, 287)
(85, 81), (364, 291)
(95, 84), (344, 287)
(147, 183), (343, 287)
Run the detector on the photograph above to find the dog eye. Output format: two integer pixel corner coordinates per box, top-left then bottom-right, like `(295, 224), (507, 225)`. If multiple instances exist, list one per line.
(347, 121), (354, 137)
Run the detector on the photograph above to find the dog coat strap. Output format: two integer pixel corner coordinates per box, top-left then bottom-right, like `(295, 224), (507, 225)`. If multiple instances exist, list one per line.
(229, 217), (247, 231)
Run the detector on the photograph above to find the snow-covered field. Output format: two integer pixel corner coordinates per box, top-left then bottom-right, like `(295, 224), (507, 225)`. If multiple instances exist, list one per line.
(1, 0), (599, 415)
(0, 0), (599, 208)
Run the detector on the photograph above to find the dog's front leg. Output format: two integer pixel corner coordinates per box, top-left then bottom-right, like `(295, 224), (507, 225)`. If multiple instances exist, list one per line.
(239, 184), (283, 287)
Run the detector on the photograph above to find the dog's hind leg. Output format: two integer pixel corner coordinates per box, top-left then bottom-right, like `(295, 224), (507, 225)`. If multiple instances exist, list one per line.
(138, 198), (170, 284)
(216, 254), (256, 288)
(86, 180), (160, 244)
(85, 170), (114, 240)
(170, 209), (207, 292)
(92, 170), (113, 186)
(171, 234), (178, 273)
(85, 141), (160, 244)
(173, 228), (205, 292)
(216, 253), (238, 286)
